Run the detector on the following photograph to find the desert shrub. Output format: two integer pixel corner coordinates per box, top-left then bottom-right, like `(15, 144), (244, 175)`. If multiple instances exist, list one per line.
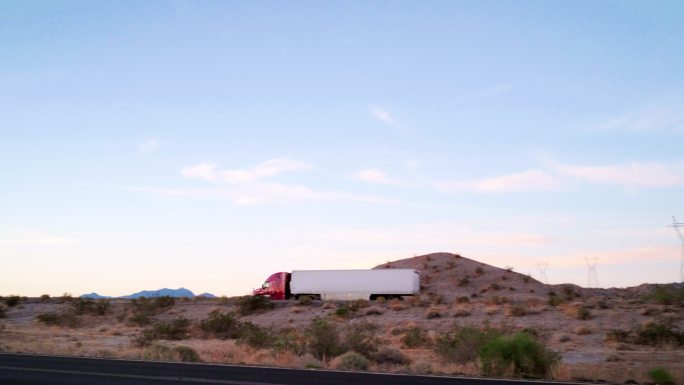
(272, 332), (305, 354)
(172, 346), (200, 362)
(40, 294), (50, 302)
(236, 295), (273, 316)
(237, 322), (272, 349)
(425, 307), (443, 319)
(129, 313), (151, 326)
(389, 301), (406, 311)
(560, 285), (580, 300)
(372, 346), (410, 365)
(648, 367), (675, 385)
(489, 283), (503, 291)
(523, 275), (531, 284)
(199, 310), (240, 339)
(129, 296), (176, 325)
(365, 307), (383, 316)
(136, 318), (191, 346)
(307, 317), (343, 359)
(411, 360), (433, 374)
(0, 305), (6, 318)
(605, 329), (630, 343)
(60, 293), (73, 303)
(435, 326), (502, 364)
(479, 332), (560, 378)
(402, 326), (430, 348)
(343, 321), (380, 357)
(428, 293), (445, 305)
(508, 305), (527, 317)
(349, 299), (370, 311)
(335, 305), (351, 317)
(297, 295), (313, 306)
(456, 296), (470, 303)
(635, 322), (684, 347)
(548, 295), (564, 307)
(333, 351), (370, 371)
(36, 311), (79, 327)
(5, 296), (20, 307)
(645, 285), (684, 306)
(72, 298), (111, 315)
(475, 267), (485, 276)
(453, 308), (471, 317)
(487, 296), (510, 305)
(576, 307), (592, 320)
(154, 296), (176, 308)
(458, 277), (470, 286)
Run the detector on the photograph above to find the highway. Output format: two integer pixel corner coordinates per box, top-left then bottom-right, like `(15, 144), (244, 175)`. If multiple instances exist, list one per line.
(0, 353), (578, 385)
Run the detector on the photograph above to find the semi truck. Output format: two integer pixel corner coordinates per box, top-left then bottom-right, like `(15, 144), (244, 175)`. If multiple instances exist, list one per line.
(252, 269), (420, 300)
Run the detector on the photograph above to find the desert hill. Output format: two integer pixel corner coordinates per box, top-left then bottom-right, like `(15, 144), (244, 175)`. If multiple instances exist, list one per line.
(374, 252), (548, 302)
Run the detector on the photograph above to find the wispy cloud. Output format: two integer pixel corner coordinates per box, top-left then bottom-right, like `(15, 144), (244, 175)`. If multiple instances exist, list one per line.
(0, 234), (78, 246)
(129, 184), (398, 206)
(370, 106), (396, 126)
(351, 168), (399, 185)
(594, 106), (684, 133)
(181, 158), (310, 183)
(435, 170), (565, 193)
(435, 161), (684, 193)
(137, 138), (161, 155)
(134, 157), (396, 205)
(181, 162), (218, 181)
(552, 161), (684, 188)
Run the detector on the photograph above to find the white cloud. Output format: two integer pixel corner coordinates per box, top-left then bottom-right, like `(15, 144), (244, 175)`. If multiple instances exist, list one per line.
(221, 158), (310, 182)
(0, 234), (78, 246)
(137, 139), (160, 155)
(594, 106), (684, 133)
(370, 106), (396, 126)
(435, 170), (565, 193)
(553, 161), (684, 188)
(181, 162), (218, 181)
(129, 183), (398, 206)
(181, 158), (311, 183)
(351, 168), (399, 184)
(168, 157), (397, 205)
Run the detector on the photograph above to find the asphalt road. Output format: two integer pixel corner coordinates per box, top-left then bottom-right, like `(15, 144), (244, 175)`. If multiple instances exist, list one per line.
(0, 353), (578, 385)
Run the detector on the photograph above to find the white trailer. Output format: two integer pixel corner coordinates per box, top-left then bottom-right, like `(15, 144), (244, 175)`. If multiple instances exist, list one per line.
(290, 269), (420, 300)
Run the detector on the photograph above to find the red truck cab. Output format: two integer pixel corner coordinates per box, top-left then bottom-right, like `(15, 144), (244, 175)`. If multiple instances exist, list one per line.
(251, 272), (291, 300)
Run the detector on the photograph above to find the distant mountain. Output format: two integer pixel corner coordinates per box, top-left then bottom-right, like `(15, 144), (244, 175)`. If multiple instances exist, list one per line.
(79, 288), (217, 299)
(122, 287), (195, 299)
(80, 293), (112, 299)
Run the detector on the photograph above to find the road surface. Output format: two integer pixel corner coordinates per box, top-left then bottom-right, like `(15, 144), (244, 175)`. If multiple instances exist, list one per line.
(0, 353), (580, 385)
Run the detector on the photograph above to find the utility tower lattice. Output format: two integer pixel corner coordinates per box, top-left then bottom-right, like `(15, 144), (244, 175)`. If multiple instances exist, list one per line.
(537, 262), (549, 284)
(586, 256), (600, 288)
(669, 216), (684, 282)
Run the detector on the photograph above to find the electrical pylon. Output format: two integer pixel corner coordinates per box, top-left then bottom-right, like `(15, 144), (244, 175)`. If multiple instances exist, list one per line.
(586, 256), (599, 288)
(537, 262), (549, 284)
(669, 216), (684, 282)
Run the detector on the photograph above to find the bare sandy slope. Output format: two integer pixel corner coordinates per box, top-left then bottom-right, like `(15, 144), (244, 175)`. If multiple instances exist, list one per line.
(1, 252), (682, 384)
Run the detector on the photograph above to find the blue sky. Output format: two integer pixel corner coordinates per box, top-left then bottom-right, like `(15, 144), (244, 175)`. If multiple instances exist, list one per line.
(1, 1), (683, 296)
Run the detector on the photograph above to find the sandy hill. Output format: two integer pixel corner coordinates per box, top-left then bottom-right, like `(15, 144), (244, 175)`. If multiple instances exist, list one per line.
(374, 252), (549, 303)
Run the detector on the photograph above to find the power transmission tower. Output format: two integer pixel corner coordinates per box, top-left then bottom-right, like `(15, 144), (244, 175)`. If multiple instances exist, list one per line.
(537, 262), (549, 284)
(669, 216), (684, 282)
(586, 256), (599, 288)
